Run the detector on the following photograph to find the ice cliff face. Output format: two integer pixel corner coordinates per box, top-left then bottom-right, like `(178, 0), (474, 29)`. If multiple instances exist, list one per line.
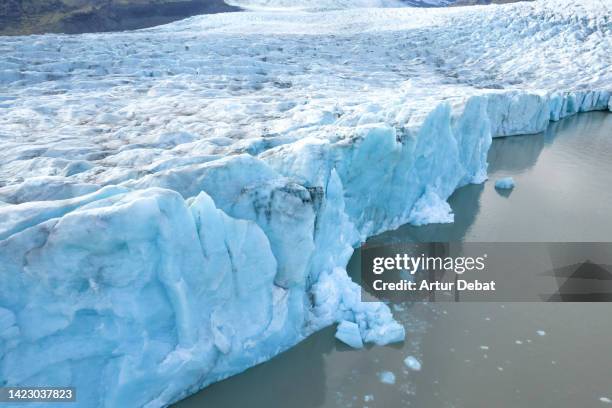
(0, 0), (610, 407)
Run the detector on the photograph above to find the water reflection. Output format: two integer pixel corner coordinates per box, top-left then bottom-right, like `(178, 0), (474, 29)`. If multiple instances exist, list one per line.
(488, 133), (546, 174)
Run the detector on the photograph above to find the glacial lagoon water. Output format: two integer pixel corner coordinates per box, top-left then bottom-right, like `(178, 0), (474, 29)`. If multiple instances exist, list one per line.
(175, 111), (612, 408)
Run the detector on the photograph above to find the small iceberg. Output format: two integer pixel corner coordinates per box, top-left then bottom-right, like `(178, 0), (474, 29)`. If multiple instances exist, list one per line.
(377, 371), (396, 385)
(403, 356), (422, 371)
(495, 177), (515, 190)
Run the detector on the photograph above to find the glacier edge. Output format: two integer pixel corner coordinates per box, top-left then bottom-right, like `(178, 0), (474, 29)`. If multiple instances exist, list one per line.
(0, 87), (610, 407)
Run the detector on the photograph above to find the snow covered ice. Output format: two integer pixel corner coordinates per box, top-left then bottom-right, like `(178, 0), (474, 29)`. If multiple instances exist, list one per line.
(0, 0), (610, 406)
(225, 0), (455, 10)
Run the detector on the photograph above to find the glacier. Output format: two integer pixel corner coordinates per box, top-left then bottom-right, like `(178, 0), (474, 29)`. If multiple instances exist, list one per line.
(0, 0), (611, 407)
(226, 0), (476, 10)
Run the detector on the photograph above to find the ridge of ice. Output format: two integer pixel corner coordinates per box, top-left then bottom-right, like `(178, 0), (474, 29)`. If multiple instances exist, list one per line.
(226, 0), (409, 10)
(404, 355), (422, 371)
(0, 0), (610, 407)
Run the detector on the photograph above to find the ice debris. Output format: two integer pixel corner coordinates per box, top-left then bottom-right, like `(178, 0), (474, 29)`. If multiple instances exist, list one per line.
(336, 321), (364, 349)
(403, 356), (422, 371)
(378, 371), (396, 385)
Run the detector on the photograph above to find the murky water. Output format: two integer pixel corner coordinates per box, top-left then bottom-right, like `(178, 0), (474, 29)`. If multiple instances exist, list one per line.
(175, 111), (612, 408)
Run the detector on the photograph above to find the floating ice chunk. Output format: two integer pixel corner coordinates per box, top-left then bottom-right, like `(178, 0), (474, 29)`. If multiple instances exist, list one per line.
(227, 0), (412, 10)
(393, 304), (405, 312)
(515, 340), (523, 345)
(378, 371), (396, 385)
(335, 321), (364, 349)
(495, 177), (515, 190)
(403, 356), (422, 371)
(407, 188), (454, 226)
(537, 330), (546, 336)
(480, 345), (489, 350)
(600, 397), (612, 404)
(364, 395), (374, 402)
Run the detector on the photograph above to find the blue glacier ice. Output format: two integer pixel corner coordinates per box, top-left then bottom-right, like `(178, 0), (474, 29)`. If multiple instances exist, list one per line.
(0, 0), (610, 406)
(335, 320), (364, 348)
(378, 371), (396, 385)
(495, 177), (515, 189)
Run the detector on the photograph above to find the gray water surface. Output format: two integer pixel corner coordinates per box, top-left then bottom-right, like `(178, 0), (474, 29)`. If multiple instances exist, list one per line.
(176, 111), (612, 408)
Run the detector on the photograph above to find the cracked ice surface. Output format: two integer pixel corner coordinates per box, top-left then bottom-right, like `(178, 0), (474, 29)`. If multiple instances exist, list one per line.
(0, 1), (610, 407)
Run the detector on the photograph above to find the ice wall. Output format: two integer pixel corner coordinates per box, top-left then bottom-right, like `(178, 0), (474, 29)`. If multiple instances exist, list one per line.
(1, 88), (609, 407)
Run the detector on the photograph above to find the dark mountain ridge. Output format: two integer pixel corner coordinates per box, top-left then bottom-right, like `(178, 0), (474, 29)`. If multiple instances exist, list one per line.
(0, 0), (241, 36)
